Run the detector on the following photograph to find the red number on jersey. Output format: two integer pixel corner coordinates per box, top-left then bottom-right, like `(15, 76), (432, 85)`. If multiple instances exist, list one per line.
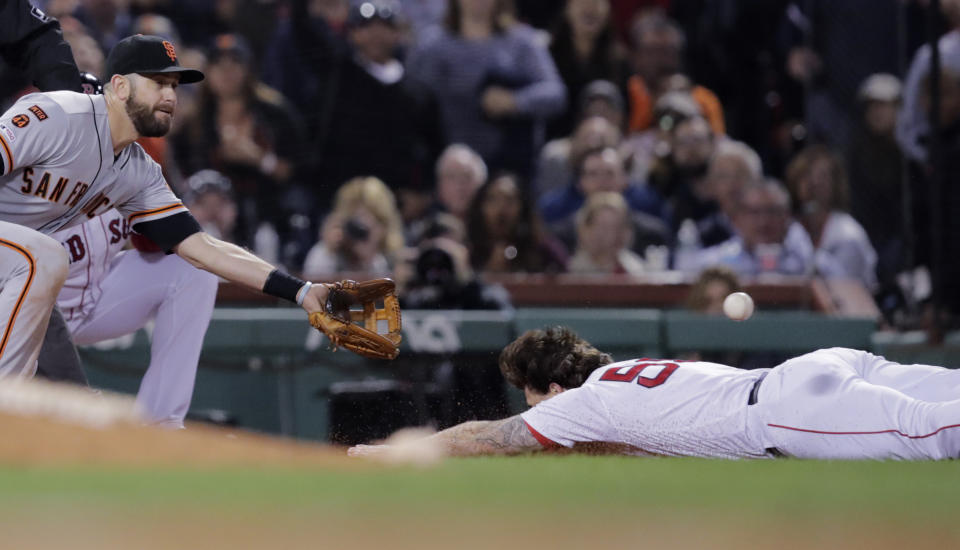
(599, 361), (679, 388)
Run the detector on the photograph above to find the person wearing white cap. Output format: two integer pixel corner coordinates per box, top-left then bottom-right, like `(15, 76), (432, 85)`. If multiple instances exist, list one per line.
(848, 73), (905, 299)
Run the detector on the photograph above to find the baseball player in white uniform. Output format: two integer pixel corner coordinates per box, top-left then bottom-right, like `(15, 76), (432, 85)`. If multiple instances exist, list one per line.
(0, 34), (331, 378)
(47, 208), (217, 427)
(350, 327), (960, 460)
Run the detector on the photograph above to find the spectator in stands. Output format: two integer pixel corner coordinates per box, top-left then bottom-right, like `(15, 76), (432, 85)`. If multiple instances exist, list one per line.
(781, 0), (902, 149)
(172, 33), (307, 263)
(182, 170), (239, 244)
(698, 140), (764, 249)
(622, 89), (700, 183)
(568, 192), (647, 276)
(405, 143), (488, 247)
(626, 13), (724, 136)
(435, 143), (488, 223)
(303, 177), (405, 277)
(668, 0), (788, 156)
(262, 0), (348, 112)
(924, 64), (960, 319)
(159, 0), (281, 60)
(536, 111), (622, 196)
(539, 145), (669, 254)
(279, 0), (440, 213)
(785, 146), (878, 292)
(691, 180), (813, 278)
(848, 74), (904, 296)
(898, 0), (960, 163)
(578, 78), (627, 130)
(72, 0), (133, 53)
(466, 172), (568, 274)
(400, 0), (448, 42)
(646, 114), (716, 231)
(60, 23), (105, 77)
(402, 235), (513, 310)
(395, 211), (465, 295)
(406, 0), (566, 177)
(131, 13), (181, 44)
(547, 0), (630, 139)
(609, 0), (669, 43)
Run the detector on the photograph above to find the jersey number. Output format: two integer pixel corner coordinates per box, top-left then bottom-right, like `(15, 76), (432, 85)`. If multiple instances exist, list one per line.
(599, 361), (679, 388)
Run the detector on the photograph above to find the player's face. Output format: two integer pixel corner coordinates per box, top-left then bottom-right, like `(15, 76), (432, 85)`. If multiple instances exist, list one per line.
(126, 73), (180, 137)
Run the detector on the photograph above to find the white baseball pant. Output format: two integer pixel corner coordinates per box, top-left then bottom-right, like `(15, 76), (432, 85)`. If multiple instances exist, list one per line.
(65, 250), (217, 428)
(0, 221), (68, 378)
(755, 348), (960, 460)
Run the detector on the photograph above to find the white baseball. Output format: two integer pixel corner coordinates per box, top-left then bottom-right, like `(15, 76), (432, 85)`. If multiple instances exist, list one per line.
(722, 292), (755, 321)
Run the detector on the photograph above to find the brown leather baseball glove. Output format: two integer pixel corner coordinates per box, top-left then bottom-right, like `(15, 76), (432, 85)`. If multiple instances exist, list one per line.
(308, 278), (402, 360)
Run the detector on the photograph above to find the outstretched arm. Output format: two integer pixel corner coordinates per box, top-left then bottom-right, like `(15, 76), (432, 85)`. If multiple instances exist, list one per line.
(174, 231), (329, 312)
(350, 415), (543, 458)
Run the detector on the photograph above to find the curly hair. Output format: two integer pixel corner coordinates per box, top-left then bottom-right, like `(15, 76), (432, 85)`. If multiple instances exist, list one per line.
(499, 326), (614, 393)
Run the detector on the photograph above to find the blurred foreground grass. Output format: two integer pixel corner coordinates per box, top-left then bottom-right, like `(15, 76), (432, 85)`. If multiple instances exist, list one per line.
(0, 455), (957, 521)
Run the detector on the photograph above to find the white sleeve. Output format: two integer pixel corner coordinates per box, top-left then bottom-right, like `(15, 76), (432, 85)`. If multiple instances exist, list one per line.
(520, 385), (619, 448)
(0, 94), (72, 175)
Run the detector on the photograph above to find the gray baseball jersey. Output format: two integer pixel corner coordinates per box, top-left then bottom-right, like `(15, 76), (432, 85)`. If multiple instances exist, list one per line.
(0, 90), (186, 234)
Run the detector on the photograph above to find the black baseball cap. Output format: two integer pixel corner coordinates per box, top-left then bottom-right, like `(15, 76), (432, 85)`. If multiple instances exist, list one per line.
(105, 34), (204, 84)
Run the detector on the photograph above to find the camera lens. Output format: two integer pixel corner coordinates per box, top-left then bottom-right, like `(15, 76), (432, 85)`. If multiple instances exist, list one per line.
(343, 218), (371, 241)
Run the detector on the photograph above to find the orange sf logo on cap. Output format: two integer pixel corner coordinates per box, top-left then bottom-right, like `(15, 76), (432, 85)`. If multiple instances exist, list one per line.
(162, 40), (177, 62)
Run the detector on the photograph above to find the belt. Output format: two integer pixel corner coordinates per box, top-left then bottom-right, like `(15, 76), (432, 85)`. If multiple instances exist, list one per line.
(746, 371), (786, 458)
(747, 371), (768, 405)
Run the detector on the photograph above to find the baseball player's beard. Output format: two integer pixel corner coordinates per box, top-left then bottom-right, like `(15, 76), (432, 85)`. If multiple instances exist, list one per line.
(125, 91), (172, 138)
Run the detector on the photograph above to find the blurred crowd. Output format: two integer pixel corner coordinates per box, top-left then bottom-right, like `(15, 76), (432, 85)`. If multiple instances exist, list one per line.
(6, 0), (960, 325)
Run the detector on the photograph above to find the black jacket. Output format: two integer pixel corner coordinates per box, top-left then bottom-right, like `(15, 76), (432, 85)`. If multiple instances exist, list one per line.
(291, 0), (441, 205)
(0, 0), (80, 93)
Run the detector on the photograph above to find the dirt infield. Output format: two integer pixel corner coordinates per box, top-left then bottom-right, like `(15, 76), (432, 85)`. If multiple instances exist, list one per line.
(0, 410), (350, 468)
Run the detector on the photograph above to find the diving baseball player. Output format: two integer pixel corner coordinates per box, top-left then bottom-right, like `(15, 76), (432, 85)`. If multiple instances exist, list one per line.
(0, 34), (330, 377)
(350, 327), (960, 460)
(51, 208), (217, 427)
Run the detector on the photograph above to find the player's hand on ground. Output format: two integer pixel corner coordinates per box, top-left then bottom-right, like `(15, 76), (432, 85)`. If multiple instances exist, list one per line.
(300, 282), (332, 314)
(347, 444), (389, 457)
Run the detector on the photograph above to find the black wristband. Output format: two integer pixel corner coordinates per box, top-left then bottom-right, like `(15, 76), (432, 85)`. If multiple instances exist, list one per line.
(262, 269), (307, 303)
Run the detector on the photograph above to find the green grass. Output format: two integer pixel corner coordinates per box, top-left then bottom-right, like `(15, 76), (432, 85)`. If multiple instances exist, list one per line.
(1, 456), (957, 523)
